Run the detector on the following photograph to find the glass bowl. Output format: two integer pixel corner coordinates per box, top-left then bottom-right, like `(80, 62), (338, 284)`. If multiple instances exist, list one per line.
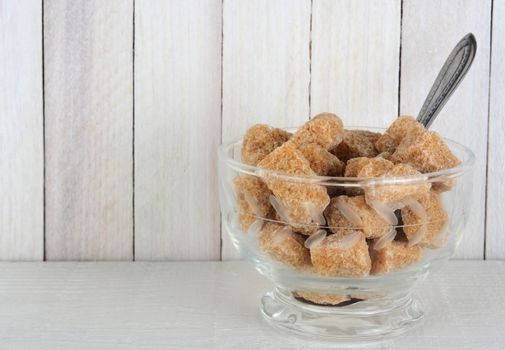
(217, 126), (475, 342)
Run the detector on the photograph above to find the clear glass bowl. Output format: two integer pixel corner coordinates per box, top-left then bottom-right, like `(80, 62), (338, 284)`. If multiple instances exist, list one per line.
(218, 126), (475, 342)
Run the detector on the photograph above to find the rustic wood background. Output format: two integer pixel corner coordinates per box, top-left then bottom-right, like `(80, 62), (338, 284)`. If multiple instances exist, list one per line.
(0, 0), (502, 261)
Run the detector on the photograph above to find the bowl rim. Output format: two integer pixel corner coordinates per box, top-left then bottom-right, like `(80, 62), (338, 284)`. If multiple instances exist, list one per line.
(218, 125), (475, 186)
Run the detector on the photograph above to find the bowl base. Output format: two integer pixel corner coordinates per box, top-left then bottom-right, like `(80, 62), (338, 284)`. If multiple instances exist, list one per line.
(260, 287), (423, 343)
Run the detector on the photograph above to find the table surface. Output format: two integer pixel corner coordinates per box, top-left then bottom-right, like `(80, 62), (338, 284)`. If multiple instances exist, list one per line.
(0, 261), (503, 349)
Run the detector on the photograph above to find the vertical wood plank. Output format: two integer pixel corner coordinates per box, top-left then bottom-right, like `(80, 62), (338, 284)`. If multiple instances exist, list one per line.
(44, 0), (133, 260)
(221, 0), (312, 259)
(401, 0), (491, 259)
(311, 0), (401, 125)
(135, 0), (222, 260)
(486, 0), (505, 259)
(0, 0), (43, 260)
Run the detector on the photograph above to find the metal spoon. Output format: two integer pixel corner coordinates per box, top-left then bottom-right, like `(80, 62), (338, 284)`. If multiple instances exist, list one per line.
(417, 33), (477, 128)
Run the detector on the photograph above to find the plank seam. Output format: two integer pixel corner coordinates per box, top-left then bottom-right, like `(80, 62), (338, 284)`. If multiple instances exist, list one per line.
(220, 0), (224, 261)
(308, 0), (313, 119)
(397, 0), (404, 116)
(132, 0), (136, 261)
(42, 0), (46, 262)
(484, 0), (495, 260)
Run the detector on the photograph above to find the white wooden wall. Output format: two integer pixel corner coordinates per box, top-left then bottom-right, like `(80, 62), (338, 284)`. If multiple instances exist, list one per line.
(0, 0), (502, 261)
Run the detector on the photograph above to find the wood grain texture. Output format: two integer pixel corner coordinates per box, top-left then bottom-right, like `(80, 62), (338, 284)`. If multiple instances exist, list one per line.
(486, 0), (505, 259)
(221, 0), (312, 259)
(400, 0), (491, 259)
(44, 0), (133, 260)
(0, 0), (43, 260)
(0, 261), (502, 349)
(134, 0), (222, 260)
(311, 0), (401, 125)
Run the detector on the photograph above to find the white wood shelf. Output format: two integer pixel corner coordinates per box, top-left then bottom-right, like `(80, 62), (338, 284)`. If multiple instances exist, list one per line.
(0, 261), (502, 349)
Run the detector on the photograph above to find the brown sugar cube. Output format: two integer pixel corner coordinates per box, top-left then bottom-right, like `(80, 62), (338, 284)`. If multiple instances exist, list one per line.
(345, 157), (394, 178)
(402, 191), (449, 248)
(290, 113), (344, 150)
(362, 130), (382, 144)
(364, 163), (431, 205)
(311, 231), (371, 277)
(391, 131), (461, 173)
(257, 142), (330, 234)
(299, 143), (344, 176)
(234, 175), (272, 230)
(258, 142), (315, 176)
(331, 130), (380, 161)
(241, 124), (291, 166)
(375, 133), (397, 154)
(431, 178), (457, 193)
(356, 157), (395, 178)
(371, 240), (423, 275)
(344, 157), (371, 177)
(235, 203), (275, 232)
(236, 192), (258, 230)
(384, 115), (426, 145)
(259, 222), (310, 268)
(324, 195), (391, 239)
(343, 157), (394, 196)
(376, 151), (393, 160)
(293, 291), (350, 306)
(270, 210), (319, 236)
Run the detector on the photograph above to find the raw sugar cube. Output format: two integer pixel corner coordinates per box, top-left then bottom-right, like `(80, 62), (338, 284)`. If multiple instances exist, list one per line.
(364, 164), (431, 206)
(310, 231), (371, 277)
(299, 143), (344, 176)
(234, 175), (272, 230)
(356, 157), (395, 178)
(258, 142), (314, 176)
(344, 157), (394, 196)
(236, 192), (260, 230)
(432, 177), (457, 193)
(331, 130), (380, 161)
(391, 131), (460, 173)
(375, 133), (397, 154)
(370, 240), (423, 275)
(293, 291), (350, 306)
(257, 142), (330, 234)
(384, 116), (425, 145)
(324, 195), (391, 239)
(376, 151), (393, 160)
(401, 191), (449, 248)
(290, 113), (344, 150)
(259, 222), (310, 268)
(345, 156), (394, 178)
(374, 116), (425, 157)
(241, 124), (291, 166)
(344, 157), (372, 177)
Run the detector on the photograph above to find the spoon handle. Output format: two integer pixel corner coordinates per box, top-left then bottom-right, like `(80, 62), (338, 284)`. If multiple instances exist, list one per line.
(417, 33), (477, 129)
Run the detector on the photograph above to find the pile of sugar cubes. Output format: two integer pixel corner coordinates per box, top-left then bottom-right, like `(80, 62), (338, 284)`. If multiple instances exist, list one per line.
(234, 114), (460, 282)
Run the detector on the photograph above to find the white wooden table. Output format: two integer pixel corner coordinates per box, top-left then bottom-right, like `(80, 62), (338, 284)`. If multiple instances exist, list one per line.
(0, 261), (503, 349)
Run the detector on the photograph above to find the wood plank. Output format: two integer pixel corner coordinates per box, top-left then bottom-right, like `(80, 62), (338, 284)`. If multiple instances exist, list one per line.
(400, 0), (491, 259)
(44, 0), (133, 260)
(0, 261), (502, 348)
(221, 0), (312, 259)
(486, 0), (505, 259)
(311, 0), (401, 125)
(0, 0), (43, 260)
(134, 0), (222, 260)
